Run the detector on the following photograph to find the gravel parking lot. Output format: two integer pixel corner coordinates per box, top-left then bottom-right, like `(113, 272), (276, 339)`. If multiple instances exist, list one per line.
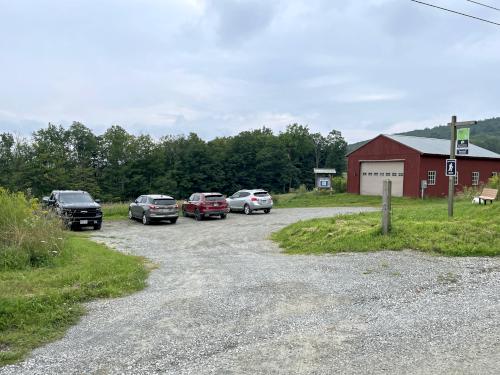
(2, 207), (500, 375)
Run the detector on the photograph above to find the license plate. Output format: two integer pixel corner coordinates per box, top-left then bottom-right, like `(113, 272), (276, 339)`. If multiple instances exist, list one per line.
(80, 220), (88, 225)
(260, 199), (267, 203)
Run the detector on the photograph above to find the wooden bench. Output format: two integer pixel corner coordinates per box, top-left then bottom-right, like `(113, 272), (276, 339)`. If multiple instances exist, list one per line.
(477, 188), (498, 204)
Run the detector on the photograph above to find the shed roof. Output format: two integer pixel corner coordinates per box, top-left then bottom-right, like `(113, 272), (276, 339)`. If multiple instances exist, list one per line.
(384, 134), (500, 159)
(314, 168), (336, 174)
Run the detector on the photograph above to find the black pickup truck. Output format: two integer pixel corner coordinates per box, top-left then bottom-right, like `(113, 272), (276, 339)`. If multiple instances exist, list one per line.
(43, 190), (103, 230)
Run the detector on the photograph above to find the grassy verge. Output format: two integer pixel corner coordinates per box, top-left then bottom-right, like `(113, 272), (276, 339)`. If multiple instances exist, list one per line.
(0, 236), (149, 366)
(272, 191), (429, 208)
(102, 203), (130, 221)
(272, 199), (500, 257)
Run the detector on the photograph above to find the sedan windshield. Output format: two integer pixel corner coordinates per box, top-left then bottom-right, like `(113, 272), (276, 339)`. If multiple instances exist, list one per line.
(59, 193), (95, 203)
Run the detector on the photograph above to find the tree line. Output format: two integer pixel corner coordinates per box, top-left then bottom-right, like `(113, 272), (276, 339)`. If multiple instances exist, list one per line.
(0, 122), (347, 201)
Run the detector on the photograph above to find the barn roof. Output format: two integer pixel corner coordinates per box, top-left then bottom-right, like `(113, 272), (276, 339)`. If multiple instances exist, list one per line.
(384, 134), (500, 159)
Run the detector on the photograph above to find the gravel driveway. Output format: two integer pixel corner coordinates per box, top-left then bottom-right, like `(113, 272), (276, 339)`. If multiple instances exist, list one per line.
(2, 207), (500, 375)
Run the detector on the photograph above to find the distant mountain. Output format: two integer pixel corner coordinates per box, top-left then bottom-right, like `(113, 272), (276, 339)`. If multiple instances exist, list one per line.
(347, 117), (500, 154)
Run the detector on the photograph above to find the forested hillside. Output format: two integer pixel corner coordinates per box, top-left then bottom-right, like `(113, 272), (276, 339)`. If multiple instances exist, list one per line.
(347, 117), (500, 154)
(0, 123), (346, 201)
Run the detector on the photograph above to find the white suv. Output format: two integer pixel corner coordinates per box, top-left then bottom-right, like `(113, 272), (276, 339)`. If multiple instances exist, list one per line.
(226, 189), (273, 215)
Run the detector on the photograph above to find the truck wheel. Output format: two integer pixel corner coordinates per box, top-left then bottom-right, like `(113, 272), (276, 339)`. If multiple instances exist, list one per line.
(94, 223), (102, 230)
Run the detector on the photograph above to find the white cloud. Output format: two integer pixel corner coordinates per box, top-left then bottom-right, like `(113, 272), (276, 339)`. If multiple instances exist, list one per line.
(332, 91), (406, 103)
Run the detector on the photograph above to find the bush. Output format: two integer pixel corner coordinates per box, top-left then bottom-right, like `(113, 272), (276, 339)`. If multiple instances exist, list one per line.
(332, 176), (347, 193)
(0, 187), (66, 270)
(487, 175), (499, 191)
(297, 184), (308, 194)
(459, 185), (482, 200)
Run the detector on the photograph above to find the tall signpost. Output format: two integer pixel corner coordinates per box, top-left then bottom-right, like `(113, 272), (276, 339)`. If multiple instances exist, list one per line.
(448, 116), (476, 218)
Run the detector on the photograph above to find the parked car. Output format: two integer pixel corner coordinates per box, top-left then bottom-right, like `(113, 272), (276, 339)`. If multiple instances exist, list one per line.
(226, 189), (273, 214)
(129, 194), (179, 225)
(42, 190), (103, 230)
(182, 192), (228, 221)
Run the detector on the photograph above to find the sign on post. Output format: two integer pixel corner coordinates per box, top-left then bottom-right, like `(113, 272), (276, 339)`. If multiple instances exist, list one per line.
(319, 178), (330, 188)
(446, 159), (456, 177)
(456, 128), (469, 155)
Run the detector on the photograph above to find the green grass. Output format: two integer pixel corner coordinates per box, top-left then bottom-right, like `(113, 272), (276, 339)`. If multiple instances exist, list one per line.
(102, 203), (130, 220)
(0, 236), (149, 366)
(273, 191), (432, 208)
(272, 199), (500, 257)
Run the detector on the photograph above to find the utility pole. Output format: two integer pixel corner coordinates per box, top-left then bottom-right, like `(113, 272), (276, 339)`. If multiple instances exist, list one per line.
(448, 116), (477, 218)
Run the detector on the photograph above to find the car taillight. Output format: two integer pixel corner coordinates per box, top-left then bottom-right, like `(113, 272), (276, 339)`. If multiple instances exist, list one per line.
(251, 197), (258, 201)
(149, 205), (159, 209)
(175, 203), (179, 209)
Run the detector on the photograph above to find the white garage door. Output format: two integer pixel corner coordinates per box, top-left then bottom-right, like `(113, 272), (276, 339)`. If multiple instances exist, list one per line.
(360, 161), (404, 197)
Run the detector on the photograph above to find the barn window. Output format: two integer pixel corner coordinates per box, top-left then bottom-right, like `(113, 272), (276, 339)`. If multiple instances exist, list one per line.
(428, 171), (436, 185)
(386, 172), (390, 176)
(362, 172), (367, 176)
(374, 172), (379, 176)
(398, 173), (404, 177)
(472, 172), (479, 186)
(368, 172), (373, 176)
(392, 172), (397, 176)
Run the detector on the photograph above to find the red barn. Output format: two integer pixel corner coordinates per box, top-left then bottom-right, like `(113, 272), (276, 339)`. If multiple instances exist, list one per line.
(347, 134), (500, 197)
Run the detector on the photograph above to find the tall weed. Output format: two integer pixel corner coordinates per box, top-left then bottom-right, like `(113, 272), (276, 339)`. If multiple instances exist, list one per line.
(0, 187), (66, 270)
(487, 175), (499, 195)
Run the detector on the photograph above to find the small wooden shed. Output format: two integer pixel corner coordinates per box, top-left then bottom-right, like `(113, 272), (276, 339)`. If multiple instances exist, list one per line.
(314, 168), (336, 190)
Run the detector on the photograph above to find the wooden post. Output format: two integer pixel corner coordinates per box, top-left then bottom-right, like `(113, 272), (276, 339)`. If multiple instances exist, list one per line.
(447, 117), (476, 218)
(448, 115), (456, 218)
(382, 180), (392, 235)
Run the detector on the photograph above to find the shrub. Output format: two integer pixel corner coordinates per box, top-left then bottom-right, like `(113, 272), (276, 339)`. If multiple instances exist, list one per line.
(459, 185), (481, 200)
(487, 175), (499, 191)
(332, 176), (347, 193)
(0, 187), (66, 270)
(297, 184), (308, 194)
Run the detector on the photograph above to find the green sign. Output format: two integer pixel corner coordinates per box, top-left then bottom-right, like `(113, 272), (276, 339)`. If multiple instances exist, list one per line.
(457, 128), (470, 142)
(457, 128), (469, 153)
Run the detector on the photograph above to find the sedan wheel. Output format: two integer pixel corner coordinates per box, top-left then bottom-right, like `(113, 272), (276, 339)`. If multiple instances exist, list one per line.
(244, 204), (252, 215)
(264, 208), (271, 214)
(128, 210), (134, 220)
(142, 213), (150, 225)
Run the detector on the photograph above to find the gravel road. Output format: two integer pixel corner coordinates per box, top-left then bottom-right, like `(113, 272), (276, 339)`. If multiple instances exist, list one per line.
(2, 207), (500, 375)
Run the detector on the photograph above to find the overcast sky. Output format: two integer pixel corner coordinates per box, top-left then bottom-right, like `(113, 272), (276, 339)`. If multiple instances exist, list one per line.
(1, 0), (499, 143)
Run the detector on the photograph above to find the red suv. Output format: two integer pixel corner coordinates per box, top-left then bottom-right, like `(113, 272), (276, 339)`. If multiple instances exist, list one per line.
(182, 192), (228, 221)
